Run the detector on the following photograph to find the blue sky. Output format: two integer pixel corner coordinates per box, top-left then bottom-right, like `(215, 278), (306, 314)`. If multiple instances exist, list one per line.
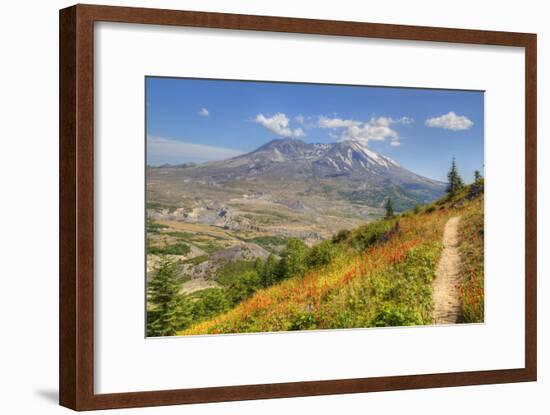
(146, 77), (484, 182)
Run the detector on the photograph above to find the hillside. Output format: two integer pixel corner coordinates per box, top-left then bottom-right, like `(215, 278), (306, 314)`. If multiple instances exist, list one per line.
(175, 182), (484, 336)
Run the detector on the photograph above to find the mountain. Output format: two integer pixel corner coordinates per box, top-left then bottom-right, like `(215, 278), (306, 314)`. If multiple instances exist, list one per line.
(153, 138), (445, 211)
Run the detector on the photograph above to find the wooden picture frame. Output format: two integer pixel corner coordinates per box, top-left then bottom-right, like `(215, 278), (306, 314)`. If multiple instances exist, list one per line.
(59, 4), (537, 411)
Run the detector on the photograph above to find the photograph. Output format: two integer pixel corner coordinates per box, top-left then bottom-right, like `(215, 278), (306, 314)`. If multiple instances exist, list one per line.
(145, 77), (485, 337)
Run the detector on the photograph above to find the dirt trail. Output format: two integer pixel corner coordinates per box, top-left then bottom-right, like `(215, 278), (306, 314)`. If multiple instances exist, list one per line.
(432, 216), (463, 324)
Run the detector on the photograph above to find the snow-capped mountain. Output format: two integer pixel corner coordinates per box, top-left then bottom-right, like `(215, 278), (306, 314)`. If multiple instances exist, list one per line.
(152, 138), (446, 210)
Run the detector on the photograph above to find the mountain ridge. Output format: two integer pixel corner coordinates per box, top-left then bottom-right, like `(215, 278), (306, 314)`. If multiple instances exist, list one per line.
(148, 138), (445, 210)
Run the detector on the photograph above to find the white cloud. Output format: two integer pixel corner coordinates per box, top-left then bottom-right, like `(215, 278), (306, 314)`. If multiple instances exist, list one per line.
(318, 115), (411, 146)
(318, 116), (360, 129)
(337, 116), (413, 146)
(254, 113), (305, 138)
(425, 111), (473, 130)
(147, 136), (242, 165)
(294, 115), (305, 124)
(198, 108), (210, 117)
(340, 119), (398, 144)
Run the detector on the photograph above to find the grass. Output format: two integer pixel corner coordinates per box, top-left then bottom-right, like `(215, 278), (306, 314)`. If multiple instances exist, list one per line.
(146, 221), (169, 234)
(144, 183), (484, 336)
(181, 206), (454, 335)
(182, 255), (209, 265)
(240, 235), (289, 253)
(457, 195), (484, 322)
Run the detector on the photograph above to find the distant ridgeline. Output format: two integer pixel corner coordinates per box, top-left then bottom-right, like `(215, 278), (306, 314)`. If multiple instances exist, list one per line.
(149, 138), (446, 211)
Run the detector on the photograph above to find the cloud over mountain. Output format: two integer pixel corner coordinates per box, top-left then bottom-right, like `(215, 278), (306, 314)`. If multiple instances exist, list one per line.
(425, 112), (473, 131)
(254, 113), (305, 138)
(319, 115), (412, 147)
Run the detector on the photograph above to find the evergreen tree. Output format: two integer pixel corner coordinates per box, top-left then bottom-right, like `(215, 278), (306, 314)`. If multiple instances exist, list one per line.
(446, 157), (464, 196)
(261, 254), (279, 287)
(385, 197), (394, 219)
(474, 170), (483, 183)
(277, 238), (309, 279)
(147, 258), (192, 337)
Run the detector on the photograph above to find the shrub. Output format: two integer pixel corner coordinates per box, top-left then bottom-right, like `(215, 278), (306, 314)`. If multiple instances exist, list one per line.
(373, 305), (423, 327)
(331, 229), (351, 244)
(289, 311), (317, 330)
(225, 270), (262, 306)
(349, 220), (394, 251)
(192, 288), (230, 321)
(306, 240), (338, 269)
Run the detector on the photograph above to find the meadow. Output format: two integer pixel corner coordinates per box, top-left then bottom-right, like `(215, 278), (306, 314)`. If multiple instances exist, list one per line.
(146, 181), (484, 337)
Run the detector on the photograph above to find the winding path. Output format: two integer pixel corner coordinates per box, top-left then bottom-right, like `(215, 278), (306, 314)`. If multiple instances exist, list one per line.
(432, 216), (463, 324)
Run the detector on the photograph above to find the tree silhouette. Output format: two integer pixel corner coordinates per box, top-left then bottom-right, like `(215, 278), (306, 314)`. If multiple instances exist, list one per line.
(385, 197), (394, 218)
(446, 157), (464, 196)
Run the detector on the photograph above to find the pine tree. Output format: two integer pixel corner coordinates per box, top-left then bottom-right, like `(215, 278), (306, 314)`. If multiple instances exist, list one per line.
(261, 254), (279, 287)
(385, 197), (394, 218)
(446, 157), (464, 196)
(147, 258), (192, 337)
(474, 170), (482, 183)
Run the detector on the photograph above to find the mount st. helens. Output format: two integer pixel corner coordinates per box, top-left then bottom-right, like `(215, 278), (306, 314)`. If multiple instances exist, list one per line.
(146, 138), (445, 293)
(148, 138), (444, 218)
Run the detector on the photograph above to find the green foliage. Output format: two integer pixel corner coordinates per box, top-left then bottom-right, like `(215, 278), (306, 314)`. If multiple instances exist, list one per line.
(414, 204), (421, 214)
(215, 260), (263, 306)
(182, 255), (208, 265)
(331, 229), (351, 244)
(192, 288), (231, 321)
(385, 197), (394, 218)
(216, 260), (259, 286)
(146, 219), (168, 234)
(289, 311), (317, 330)
(178, 179), (485, 336)
(147, 242), (191, 256)
(245, 235), (288, 253)
(373, 305), (423, 327)
(260, 254), (280, 288)
(446, 157), (464, 196)
(306, 240), (338, 269)
(195, 242), (222, 254)
(277, 238), (310, 279)
(147, 259), (193, 336)
(225, 270), (262, 306)
(474, 170), (483, 183)
(458, 197), (484, 323)
(349, 220), (394, 251)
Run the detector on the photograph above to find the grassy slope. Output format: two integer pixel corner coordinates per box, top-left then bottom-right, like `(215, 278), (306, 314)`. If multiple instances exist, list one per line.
(457, 194), (484, 322)
(181, 186), (484, 335)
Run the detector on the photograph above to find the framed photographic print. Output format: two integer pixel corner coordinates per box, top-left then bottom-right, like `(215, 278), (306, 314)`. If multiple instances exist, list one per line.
(59, 4), (537, 411)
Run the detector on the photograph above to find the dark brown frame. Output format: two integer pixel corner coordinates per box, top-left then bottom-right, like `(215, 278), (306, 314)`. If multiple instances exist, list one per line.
(59, 3), (537, 411)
